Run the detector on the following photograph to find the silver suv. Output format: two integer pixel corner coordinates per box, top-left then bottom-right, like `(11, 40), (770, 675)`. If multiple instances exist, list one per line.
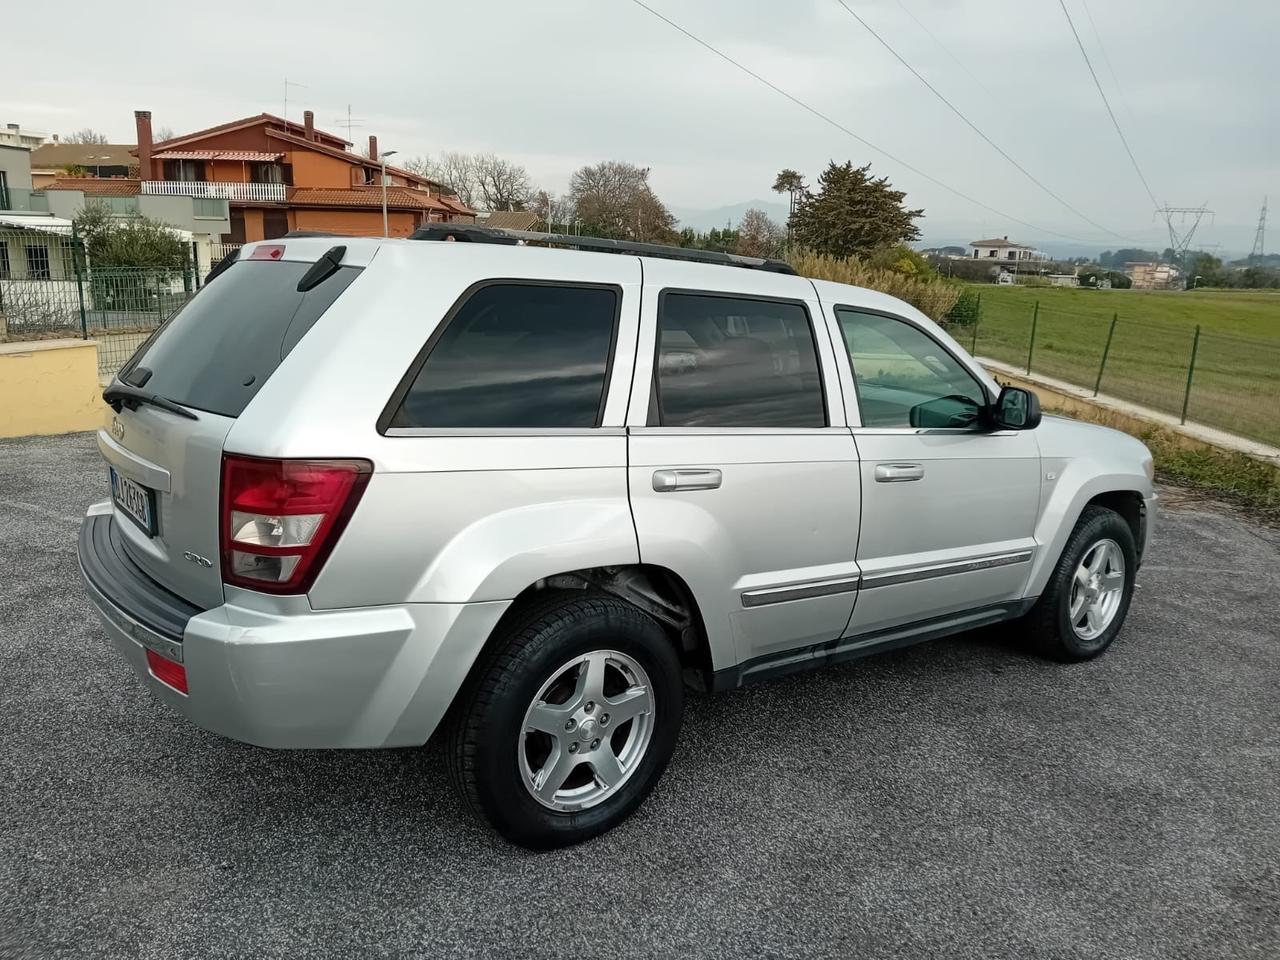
(79, 230), (1156, 848)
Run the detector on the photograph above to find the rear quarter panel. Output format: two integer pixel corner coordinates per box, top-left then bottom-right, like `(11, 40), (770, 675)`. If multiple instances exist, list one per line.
(226, 243), (645, 609)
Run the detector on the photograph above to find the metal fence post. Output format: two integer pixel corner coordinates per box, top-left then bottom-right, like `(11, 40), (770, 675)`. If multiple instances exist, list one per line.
(156, 274), (163, 320)
(1180, 324), (1201, 424)
(1094, 312), (1118, 396)
(1026, 300), (1039, 374)
(971, 292), (981, 354)
(71, 229), (89, 339)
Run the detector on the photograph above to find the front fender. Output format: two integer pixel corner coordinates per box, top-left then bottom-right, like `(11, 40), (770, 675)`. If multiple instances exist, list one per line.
(1025, 461), (1153, 597)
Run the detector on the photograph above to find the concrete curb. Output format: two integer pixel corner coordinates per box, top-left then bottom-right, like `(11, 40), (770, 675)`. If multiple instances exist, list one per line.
(980, 357), (1280, 469)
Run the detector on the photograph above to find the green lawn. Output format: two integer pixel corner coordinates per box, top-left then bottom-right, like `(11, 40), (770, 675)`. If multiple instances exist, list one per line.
(955, 285), (1280, 447)
(966, 285), (1280, 340)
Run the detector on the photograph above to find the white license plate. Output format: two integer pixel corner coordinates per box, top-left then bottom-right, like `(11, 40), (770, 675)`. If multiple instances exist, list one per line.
(110, 467), (157, 537)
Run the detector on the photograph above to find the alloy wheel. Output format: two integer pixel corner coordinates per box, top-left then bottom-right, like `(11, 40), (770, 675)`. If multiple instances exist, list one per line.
(518, 650), (655, 812)
(1069, 538), (1126, 641)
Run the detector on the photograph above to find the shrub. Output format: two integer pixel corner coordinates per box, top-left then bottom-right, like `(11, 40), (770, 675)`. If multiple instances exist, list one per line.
(787, 249), (961, 322)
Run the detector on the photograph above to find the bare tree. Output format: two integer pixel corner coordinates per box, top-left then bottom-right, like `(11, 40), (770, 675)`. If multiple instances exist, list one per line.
(401, 152), (532, 211)
(473, 153), (533, 211)
(63, 128), (110, 144)
(735, 208), (786, 259)
(529, 190), (577, 231)
(154, 126), (175, 143)
(568, 160), (675, 242)
(401, 152), (480, 208)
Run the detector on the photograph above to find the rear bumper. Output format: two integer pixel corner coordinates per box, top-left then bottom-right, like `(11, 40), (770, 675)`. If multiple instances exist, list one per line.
(78, 507), (509, 749)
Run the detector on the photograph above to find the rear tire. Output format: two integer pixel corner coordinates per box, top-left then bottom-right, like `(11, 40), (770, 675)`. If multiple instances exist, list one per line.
(446, 592), (683, 849)
(1023, 505), (1137, 662)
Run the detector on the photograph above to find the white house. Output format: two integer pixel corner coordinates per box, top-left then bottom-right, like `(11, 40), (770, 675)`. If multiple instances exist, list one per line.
(969, 236), (1047, 262)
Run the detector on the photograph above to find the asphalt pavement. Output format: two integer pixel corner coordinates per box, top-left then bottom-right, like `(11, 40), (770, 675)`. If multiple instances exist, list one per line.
(1, 432), (1277, 959)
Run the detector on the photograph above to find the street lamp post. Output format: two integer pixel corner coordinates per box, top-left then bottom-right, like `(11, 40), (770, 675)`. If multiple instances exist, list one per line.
(380, 150), (398, 237)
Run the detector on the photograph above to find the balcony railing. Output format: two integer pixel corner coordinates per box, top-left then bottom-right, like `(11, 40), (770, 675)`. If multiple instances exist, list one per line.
(141, 180), (286, 202)
(1, 187), (50, 213)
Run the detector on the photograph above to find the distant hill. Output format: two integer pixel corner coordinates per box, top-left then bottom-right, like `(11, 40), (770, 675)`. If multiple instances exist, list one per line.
(671, 199), (790, 231)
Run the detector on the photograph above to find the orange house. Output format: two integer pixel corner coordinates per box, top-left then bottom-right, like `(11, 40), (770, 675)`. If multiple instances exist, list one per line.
(132, 109), (472, 243)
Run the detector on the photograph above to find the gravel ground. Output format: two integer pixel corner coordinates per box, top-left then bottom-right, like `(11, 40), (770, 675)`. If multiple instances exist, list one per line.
(1, 432), (1277, 960)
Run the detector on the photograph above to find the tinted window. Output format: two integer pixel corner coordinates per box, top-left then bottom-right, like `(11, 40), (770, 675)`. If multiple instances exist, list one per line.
(655, 293), (825, 428)
(837, 308), (986, 429)
(120, 259), (361, 418)
(391, 283), (618, 429)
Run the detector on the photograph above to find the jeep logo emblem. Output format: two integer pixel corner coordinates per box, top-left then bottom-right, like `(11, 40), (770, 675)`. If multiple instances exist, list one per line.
(110, 417), (125, 441)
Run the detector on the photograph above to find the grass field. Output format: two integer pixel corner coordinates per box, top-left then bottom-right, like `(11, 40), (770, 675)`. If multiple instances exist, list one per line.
(956, 285), (1280, 447)
(966, 285), (1280, 340)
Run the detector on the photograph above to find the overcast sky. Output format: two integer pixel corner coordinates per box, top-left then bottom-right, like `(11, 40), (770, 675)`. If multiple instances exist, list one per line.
(6, 0), (1276, 252)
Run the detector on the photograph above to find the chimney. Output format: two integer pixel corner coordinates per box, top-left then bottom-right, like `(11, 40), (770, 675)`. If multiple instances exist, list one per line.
(134, 110), (154, 181)
(367, 135), (378, 163)
(303, 110), (315, 141)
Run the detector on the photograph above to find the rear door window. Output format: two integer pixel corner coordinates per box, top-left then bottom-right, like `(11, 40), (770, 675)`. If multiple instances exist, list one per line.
(654, 292), (826, 428)
(387, 282), (619, 430)
(119, 259), (361, 418)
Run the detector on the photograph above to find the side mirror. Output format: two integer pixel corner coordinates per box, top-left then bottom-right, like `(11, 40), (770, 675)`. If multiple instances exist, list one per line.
(991, 386), (1042, 430)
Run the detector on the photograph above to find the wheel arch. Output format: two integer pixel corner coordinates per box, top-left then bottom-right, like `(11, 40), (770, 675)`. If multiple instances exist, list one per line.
(1026, 468), (1152, 598)
(441, 563), (719, 729)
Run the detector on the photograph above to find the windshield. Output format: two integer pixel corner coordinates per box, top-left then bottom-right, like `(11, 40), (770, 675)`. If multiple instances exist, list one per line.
(118, 259), (361, 418)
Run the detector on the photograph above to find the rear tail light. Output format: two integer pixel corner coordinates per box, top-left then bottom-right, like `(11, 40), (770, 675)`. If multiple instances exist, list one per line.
(146, 649), (188, 694)
(220, 455), (371, 594)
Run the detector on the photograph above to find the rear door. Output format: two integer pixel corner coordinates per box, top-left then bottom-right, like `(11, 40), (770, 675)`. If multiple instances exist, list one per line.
(626, 259), (861, 667)
(98, 245), (364, 608)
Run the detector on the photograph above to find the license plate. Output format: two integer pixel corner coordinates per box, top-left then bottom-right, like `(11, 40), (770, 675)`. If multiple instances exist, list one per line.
(110, 467), (157, 537)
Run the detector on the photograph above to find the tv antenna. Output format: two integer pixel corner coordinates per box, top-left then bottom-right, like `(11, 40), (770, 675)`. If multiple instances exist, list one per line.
(283, 77), (307, 124)
(334, 104), (366, 140)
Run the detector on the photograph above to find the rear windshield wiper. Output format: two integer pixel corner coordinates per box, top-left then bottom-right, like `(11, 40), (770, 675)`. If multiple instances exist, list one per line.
(103, 382), (199, 421)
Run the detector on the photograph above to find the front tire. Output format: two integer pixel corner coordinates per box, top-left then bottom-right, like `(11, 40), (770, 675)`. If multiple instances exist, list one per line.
(1023, 505), (1137, 661)
(446, 592), (684, 849)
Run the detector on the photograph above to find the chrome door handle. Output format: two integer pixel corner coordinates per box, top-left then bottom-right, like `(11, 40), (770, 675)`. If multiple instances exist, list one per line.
(652, 468), (723, 492)
(875, 462), (925, 483)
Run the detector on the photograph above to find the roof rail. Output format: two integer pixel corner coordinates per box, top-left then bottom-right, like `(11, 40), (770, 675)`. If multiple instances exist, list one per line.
(409, 223), (796, 275)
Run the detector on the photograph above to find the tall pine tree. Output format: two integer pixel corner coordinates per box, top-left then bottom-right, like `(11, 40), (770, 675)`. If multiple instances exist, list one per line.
(791, 162), (923, 258)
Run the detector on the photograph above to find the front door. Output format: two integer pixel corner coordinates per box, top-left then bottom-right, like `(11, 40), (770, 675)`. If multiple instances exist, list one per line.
(626, 262), (862, 669)
(829, 305), (1042, 637)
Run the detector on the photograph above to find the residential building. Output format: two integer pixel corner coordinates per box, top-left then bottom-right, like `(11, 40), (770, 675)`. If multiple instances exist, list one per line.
(0, 144), (33, 209)
(969, 236), (1048, 262)
(31, 142), (135, 186)
(0, 123), (50, 150)
(38, 177), (229, 273)
(1126, 262), (1179, 290)
(2, 141), (229, 274)
(131, 109), (473, 243)
(473, 210), (540, 231)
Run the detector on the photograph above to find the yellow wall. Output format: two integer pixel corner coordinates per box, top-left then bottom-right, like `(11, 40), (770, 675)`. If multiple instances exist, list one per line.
(0, 340), (106, 438)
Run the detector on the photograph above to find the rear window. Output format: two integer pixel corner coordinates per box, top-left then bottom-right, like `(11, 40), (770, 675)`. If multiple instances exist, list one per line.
(119, 259), (361, 418)
(387, 283), (619, 430)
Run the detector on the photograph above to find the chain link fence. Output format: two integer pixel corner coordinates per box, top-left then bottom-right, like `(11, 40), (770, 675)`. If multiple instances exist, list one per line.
(948, 295), (1280, 447)
(0, 228), (195, 379)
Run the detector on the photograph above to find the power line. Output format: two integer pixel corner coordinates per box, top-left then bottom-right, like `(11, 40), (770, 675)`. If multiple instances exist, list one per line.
(893, 0), (1000, 103)
(1080, 0), (1139, 134)
(1058, 0), (1160, 210)
(834, 0), (1141, 244)
(624, 0), (1095, 243)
